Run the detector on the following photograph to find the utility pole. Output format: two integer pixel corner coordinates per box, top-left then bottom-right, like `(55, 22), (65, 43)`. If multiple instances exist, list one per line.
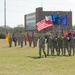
(4, 0), (6, 33)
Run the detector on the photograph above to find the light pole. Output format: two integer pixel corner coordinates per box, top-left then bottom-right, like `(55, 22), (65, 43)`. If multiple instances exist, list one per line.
(4, 0), (6, 33)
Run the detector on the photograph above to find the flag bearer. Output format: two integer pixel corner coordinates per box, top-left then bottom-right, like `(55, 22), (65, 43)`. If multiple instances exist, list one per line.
(39, 34), (46, 58)
(9, 33), (13, 47)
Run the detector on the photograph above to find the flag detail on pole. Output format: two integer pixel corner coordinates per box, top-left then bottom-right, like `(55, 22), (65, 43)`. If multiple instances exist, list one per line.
(36, 16), (53, 31)
(5, 32), (10, 43)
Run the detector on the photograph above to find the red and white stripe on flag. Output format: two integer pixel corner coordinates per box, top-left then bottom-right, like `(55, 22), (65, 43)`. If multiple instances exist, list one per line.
(36, 19), (53, 31)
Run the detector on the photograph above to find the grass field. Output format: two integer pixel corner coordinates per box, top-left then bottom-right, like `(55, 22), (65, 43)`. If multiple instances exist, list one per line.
(0, 39), (75, 75)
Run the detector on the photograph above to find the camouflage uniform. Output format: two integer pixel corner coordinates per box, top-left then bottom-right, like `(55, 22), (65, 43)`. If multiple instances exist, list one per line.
(28, 34), (32, 47)
(52, 36), (58, 55)
(39, 34), (46, 57)
(63, 36), (69, 56)
(12, 33), (17, 47)
(20, 34), (24, 48)
(69, 36), (75, 55)
(23, 35), (27, 46)
(46, 35), (53, 55)
(57, 36), (63, 55)
(17, 33), (21, 46)
(34, 36), (38, 47)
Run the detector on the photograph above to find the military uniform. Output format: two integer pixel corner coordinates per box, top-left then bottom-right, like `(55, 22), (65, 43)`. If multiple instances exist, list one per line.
(20, 34), (24, 48)
(63, 36), (69, 56)
(52, 36), (58, 55)
(12, 33), (17, 47)
(57, 36), (63, 55)
(39, 35), (46, 57)
(69, 36), (75, 55)
(17, 33), (21, 46)
(28, 34), (32, 47)
(22, 35), (27, 46)
(46, 35), (53, 55)
(24, 35), (27, 46)
(34, 36), (38, 47)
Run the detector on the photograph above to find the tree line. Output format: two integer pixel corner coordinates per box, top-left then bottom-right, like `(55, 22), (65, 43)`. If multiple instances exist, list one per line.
(0, 25), (75, 39)
(0, 24), (24, 39)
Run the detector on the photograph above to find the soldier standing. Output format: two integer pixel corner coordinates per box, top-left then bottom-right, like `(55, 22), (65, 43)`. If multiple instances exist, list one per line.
(63, 35), (69, 56)
(24, 34), (27, 46)
(22, 34), (27, 46)
(46, 35), (53, 56)
(69, 35), (75, 55)
(39, 34), (46, 58)
(28, 33), (32, 47)
(17, 33), (21, 46)
(20, 33), (24, 48)
(12, 33), (17, 47)
(57, 34), (63, 55)
(32, 31), (36, 47)
(52, 36), (58, 55)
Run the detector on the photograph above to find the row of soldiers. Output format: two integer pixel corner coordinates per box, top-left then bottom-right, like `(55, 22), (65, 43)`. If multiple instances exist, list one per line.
(7, 31), (75, 57)
(8, 32), (38, 48)
(39, 32), (75, 57)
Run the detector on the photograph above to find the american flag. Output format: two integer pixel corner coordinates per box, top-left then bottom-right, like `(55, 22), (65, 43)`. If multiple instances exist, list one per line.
(36, 16), (53, 31)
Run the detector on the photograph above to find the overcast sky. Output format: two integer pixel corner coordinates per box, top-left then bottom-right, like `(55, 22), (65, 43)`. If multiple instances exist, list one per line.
(0, 0), (75, 27)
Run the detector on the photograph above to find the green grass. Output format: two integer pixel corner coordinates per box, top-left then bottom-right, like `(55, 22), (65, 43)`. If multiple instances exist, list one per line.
(0, 39), (75, 75)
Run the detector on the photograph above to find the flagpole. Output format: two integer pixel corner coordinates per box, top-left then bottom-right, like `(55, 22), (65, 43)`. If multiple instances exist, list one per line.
(4, 0), (6, 33)
(53, 25), (54, 35)
(66, 26), (67, 31)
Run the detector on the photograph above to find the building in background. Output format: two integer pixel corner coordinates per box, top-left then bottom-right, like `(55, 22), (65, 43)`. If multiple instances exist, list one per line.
(24, 7), (72, 32)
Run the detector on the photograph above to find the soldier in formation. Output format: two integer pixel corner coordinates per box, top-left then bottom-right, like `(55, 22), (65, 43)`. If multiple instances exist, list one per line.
(46, 34), (53, 55)
(46, 32), (75, 56)
(7, 31), (75, 57)
(9, 32), (17, 47)
(39, 34), (47, 58)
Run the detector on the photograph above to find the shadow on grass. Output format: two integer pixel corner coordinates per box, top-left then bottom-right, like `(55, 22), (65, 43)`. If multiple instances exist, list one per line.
(26, 54), (74, 59)
(26, 56), (43, 59)
(26, 55), (58, 59)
